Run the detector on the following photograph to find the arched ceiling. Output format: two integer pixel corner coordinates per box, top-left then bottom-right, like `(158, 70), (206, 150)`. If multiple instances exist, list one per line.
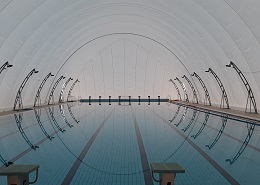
(0, 0), (260, 110)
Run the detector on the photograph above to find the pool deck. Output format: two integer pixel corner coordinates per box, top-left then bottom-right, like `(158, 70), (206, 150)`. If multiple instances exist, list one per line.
(170, 101), (260, 125)
(1, 100), (260, 125)
(0, 102), (69, 117)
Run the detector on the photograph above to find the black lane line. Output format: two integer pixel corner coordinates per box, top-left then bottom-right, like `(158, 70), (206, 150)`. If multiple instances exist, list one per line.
(131, 108), (154, 185)
(61, 108), (114, 185)
(153, 110), (240, 185)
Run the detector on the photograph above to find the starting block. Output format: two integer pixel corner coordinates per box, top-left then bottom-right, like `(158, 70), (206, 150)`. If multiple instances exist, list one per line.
(0, 165), (39, 185)
(150, 163), (185, 185)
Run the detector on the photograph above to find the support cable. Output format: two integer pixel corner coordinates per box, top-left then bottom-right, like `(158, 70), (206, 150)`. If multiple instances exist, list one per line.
(174, 77), (189, 102)
(226, 61), (257, 113)
(48, 76), (65, 105)
(67, 79), (80, 102)
(169, 79), (182, 100)
(205, 68), (229, 109)
(191, 72), (211, 106)
(182, 75), (198, 103)
(13, 69), (39, 110)
(34, 72), (54, 107)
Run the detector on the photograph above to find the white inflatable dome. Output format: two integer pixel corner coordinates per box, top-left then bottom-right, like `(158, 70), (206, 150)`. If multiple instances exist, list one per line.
(0, 0), (260, 111)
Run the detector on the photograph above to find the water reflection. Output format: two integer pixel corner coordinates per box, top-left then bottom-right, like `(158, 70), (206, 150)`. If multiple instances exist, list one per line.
(14, 113), (39, 150)
(47, 107), (66, 132)
(171, 103), (258, 166)
(169, 105), (180, 123)
(182, 109), (198, 132)
(0, 102), (258, 184)
(67, 103), (80, 124)
(34, 109), (54, 140)
(191, 111), (210, 139)
(174, 106), (188, 127)
(226, 122), (255, 165)
(0, 154), (12, 167)
(59, 105), (73, 128)
(205, 115), (228, 149)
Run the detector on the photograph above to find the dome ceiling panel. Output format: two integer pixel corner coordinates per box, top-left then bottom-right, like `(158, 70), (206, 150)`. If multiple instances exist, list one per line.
(0, 0), (259, 110)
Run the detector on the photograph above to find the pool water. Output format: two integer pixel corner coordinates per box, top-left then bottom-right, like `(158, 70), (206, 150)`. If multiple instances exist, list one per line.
(0, 102), (259, 185)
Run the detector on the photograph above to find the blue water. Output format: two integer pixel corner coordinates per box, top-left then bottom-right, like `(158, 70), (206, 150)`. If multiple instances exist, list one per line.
(0, 102), (259, 184)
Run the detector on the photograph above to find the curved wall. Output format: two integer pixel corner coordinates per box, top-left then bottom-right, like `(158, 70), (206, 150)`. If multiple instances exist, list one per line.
(0, 0), (260, 111)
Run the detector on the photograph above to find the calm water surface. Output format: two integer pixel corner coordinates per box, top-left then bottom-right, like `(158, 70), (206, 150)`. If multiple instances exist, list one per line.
(0, 102), (259, 185)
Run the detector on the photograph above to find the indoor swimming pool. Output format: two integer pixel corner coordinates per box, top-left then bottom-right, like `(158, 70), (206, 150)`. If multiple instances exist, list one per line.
(0, 102), (259, 185)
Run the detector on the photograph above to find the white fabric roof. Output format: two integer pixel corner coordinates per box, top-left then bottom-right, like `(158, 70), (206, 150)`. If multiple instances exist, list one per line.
(0, 0), (260, 110)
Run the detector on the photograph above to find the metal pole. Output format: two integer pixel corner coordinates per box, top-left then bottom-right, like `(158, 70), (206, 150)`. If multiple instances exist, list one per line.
(13, 69), (39, 110)
(226, 61), (257, 113)
(34, 72), (54, 107)
(48, 76), (65, 105)
(191, 72), (211, 106)
(205, 68), (229, 109)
